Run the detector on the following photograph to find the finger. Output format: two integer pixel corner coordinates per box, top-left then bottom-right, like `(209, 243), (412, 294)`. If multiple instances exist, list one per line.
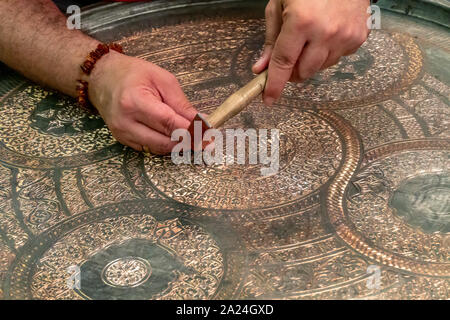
(252, 0), (282, 74)
(129, 121), (178, 155)
(342, 31), (369, 56)
(320, 54), (341, 70)
(292, 42), (329, 82)
(119, 139), (143, 152)
(342, 46), (359, 56)
(264, 18), (307, 105)
(136, 95), (191, 137)
(252, 45), (272, 75)
(319, 36), (343, 70)
(157, 74), (198, 121)
(321, 29), (368, 68)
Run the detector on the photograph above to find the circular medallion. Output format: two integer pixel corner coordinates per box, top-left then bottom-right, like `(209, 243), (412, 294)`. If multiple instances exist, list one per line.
(6, 200), (245, 300)
(76, 238), (196, 299)
(102, 256), (152, 288)
(327, 138), (450, 277)
(389, 173), (449, 234)
(144, 104), (343, 210)
(276, 32), (423, 109)
(0, 86), (122, 168)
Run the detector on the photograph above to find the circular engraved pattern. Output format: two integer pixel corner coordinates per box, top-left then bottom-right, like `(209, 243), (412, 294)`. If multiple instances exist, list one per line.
(30, 213), (224, 299)
(327, 137), (450, 277)
(102, 257), (152, 288)
(76, 237), (196, 299)
(0, 1), (448, 300)
(280, 32), (423, 109)
(144, 104), (343, 210)
(0, 86), (119, 165)
(5, 200), (244, 300)
(346, 150), (449, 264)
(389, 173), (449, 234)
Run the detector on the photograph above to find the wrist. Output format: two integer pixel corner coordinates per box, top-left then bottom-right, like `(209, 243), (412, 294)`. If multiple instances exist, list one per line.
(76, 43), (124, 114)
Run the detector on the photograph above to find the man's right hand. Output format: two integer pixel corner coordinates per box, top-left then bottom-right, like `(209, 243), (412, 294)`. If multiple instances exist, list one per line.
(89, 51), (198, 155)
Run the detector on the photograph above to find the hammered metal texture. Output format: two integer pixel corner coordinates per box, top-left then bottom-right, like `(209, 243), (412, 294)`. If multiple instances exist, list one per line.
(0, 2), (448, 300)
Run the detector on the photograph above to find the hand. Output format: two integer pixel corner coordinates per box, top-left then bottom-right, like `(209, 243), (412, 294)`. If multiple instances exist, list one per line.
(252, 0), (370, 105)
(88, 51), (197, 154)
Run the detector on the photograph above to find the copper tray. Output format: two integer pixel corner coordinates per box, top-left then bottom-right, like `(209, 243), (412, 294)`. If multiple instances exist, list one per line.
(0, 0), (448, 299)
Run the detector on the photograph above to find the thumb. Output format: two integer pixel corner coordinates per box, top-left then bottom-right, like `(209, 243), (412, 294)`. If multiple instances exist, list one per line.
(252, 46), (272, 74)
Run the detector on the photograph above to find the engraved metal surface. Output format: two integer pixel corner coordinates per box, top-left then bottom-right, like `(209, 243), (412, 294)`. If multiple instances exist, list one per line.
(0, 1), (449, 299)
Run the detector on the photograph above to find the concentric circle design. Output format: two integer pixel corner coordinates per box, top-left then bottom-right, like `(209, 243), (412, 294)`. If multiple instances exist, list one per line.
(0, 85), (122, 168)
(280, 32), (423, 109)
(0, 86), (115, 157)
(6, 200), (244, 300)
(327, 138), (450, 277)
(144, 104), (343, 210)
(32, 215), (223, 300)
(0, 1), (449, 300)
(389, 173), (449, 234)
(102, 257), (152, 288)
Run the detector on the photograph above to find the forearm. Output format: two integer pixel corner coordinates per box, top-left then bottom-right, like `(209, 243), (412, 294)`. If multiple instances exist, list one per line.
(0, 0), (100, 97)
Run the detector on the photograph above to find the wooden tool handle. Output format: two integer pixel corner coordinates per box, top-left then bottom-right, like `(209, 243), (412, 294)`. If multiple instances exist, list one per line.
(207, 70), (268, 128)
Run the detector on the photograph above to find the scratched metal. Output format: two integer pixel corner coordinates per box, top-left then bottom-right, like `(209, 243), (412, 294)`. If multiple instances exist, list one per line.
(0, 1), (449, 300)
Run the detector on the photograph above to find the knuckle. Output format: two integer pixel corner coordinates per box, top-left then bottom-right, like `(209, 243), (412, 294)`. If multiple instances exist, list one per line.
(338, 27), (353, 42)
(297, 17), (313, 30)
(271, 52), (297, 70)
(118, 91), (136, 114)
(164, 72), (178, 85)
(265, 3), (276, 19)
(299, 67), (315, 80)
(161, 112), (177, 135)
(323, 25), (339, 40)
(356, 31), (368, 46)
(343, 29), (367, 47)
(288, 11), (313, 30)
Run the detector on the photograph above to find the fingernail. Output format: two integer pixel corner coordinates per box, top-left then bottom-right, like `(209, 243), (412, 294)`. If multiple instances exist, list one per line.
(253, 48), (269, 70)
(253, 57), (263, 71)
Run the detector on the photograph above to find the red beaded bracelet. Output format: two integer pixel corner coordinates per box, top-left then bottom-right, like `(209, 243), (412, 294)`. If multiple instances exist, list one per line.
(77, 43), (123, 113)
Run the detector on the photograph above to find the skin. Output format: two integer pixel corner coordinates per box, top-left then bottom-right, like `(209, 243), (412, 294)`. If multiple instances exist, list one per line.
(0, 0), (197, 155)
(0, 0), (370, 154)
(253, 0), (371, 105)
